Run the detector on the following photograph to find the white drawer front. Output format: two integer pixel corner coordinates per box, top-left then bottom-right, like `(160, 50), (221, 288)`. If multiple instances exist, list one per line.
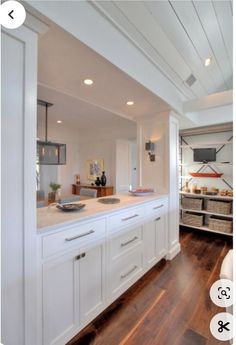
(110, 249), (143, 297)
(110, 226), (142, 260)
(144, 199), (167, 218)
(42, 218), (106, 259)
(107, 206), (144, 233)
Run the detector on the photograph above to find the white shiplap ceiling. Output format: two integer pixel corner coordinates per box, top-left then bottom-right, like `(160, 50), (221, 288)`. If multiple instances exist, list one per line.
(93, 0), (233, 100)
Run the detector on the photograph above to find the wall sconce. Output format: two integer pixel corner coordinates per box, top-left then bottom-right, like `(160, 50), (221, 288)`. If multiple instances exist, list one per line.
(145, 141), (155, 162)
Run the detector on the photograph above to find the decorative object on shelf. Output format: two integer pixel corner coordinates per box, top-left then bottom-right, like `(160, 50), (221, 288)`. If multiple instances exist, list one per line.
(95, 177), (101, 186)
(48, 182), (61, 204)
(101, 171), (107, 186)
(191, 184), (197, 194)
(145, 140), (155, 161)
(37, 99), (66, 165)
(75, 174), (80, 185)
(129, 188), (154, 196)
(189, 172), (223, 178)
(98, 197), (120, 204)
(86, 158), (104, 180)
(56, 203), (85, 212)
(183, 181), (190, 193)
(200, 186), (208, 194)
(194, 189), (201, 194)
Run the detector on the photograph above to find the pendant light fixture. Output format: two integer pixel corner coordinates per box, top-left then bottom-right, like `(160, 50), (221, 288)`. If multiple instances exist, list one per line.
(37, 99), (66, 165)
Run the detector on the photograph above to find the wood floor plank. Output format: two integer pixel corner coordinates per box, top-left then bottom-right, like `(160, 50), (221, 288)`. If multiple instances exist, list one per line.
(68, 229), (232, 345)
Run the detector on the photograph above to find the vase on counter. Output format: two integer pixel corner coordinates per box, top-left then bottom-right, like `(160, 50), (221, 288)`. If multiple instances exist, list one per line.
(95, 177), (101, 186)
(101, 171), (107, 186)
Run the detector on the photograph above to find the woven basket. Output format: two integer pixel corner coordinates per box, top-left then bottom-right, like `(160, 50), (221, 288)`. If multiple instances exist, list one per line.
(182, 212), (204, 227)
(207, 200), (232, 215)
(182, 197), (203, 210)
(209, 216), (233, 233)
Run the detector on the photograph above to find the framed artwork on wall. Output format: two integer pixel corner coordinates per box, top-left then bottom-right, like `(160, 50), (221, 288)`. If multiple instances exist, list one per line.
(86, 158), (104, 180)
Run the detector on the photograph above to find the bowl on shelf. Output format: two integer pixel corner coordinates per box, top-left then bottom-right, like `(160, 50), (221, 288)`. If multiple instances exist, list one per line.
(189, 172), (223, 178)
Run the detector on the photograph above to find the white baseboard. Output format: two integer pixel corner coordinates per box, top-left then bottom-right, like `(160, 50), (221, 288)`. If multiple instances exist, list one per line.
(166, 242), (181, 260)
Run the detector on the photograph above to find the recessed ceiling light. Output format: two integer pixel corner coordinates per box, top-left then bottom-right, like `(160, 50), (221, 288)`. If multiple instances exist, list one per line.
(126, 101), (134, 106)
(204, 57), (212, 67)
(57, 120), (62, 124)
(83, 79), (94, 85)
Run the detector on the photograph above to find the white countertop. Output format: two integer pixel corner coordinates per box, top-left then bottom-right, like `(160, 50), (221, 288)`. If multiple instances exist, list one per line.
(37, 193), (168, 233)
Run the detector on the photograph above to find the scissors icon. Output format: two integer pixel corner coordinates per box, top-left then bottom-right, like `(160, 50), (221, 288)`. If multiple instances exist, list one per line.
(218, 320), (230, 333)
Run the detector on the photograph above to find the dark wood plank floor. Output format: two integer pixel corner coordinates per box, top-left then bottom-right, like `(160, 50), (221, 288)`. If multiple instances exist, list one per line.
(68, 228), (232, 345)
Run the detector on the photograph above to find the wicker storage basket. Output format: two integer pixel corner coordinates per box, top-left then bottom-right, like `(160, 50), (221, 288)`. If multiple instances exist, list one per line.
(182, 212), (204, 227)
(209, 216), (233, 233)
(207, 200), (232, 215)
(182, 197), (203, 210)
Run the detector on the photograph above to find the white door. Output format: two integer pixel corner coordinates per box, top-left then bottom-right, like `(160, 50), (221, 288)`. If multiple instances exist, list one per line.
(43, 252), (80, 345)
(115, 139), (131, 193)
(79, 243), (106, 324)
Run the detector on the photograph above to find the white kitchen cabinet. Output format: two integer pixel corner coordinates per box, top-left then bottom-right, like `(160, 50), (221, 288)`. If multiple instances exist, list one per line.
(79, 243), (105, 324)
(42, 242), (105, 345)
(43, 251), (79, 345)
(143, 201), (168, 269)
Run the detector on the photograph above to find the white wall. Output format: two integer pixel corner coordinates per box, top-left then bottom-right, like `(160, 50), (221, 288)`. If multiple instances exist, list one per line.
(137, 112), (169, 193)
(37, 123), (136, 196)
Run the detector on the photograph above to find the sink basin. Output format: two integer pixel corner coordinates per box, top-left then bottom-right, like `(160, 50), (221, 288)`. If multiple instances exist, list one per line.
(97, 198), (120, 204)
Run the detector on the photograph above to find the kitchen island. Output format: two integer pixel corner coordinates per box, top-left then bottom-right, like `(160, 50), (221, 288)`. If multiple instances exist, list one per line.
(37, 193), (180, 345)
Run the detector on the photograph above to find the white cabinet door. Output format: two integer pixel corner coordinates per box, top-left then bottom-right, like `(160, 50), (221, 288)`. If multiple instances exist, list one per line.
(143, 221), (156, 268)
(43, 251), (80, 345)
(144, 213), (168, 268)
(155, 214), (168, 261)
(79, 243), (105, 325)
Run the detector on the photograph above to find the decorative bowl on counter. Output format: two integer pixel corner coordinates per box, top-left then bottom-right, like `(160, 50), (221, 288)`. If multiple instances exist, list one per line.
(129, 188), (154, 196)
(56, 203), (85, 212)
(98, 198), (120, 204)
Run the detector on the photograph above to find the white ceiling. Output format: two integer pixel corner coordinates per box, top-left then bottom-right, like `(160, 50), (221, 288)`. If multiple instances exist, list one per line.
(34, 0), (232, 130)
(37, 84), (136, 136)
(93, 0), (233, 100)
(38, 22), (170, 125)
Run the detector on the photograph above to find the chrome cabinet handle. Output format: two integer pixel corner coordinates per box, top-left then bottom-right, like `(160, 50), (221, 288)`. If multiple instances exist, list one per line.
(65, 230), (94, 242)
(121, 265), (138, 279)
(153, 204), (163, 210)
(121, 236), (138, 247)
(155, 217), (161, 221)
(122, 214), (139, 221)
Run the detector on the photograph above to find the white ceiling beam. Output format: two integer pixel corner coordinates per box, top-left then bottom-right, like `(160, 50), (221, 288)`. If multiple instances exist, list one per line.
(183, 90), (233, 113)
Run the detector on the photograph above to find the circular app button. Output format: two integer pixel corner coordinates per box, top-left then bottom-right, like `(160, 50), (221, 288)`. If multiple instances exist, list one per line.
(0, 1), (26, 29)
(210, 312), (233, 341)
(210, 279), (233, 308)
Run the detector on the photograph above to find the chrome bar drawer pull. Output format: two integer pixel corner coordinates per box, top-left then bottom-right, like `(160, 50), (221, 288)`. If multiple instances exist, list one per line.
(121, 265), (138, 279)
(65, 230), (95, 242)
(121, 236), (138, 247)
(122, 214), (139, 222)
(155, 217), (161, 221)
(153, 204), (163, 210)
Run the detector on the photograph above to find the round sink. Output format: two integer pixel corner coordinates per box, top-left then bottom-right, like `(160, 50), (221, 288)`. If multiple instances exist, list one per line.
(97, 198), (120, 204)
